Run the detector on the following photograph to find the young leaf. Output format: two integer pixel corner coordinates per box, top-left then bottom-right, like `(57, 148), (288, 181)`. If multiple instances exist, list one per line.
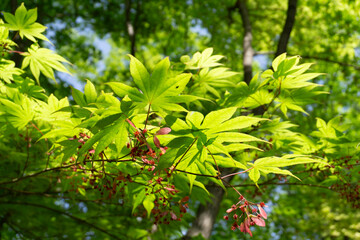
(84, 80), (97, 103)
(21, 44), (71, 83)
(71, 87), (87, 107)
(272, 53), (287, 71)
(2, 3), (49, 42)
(132, 188), (146, 214)
(249, 168), (260, 183)
(128, 54), (150, 100)
(143, 194), (155, 218)
(108, 56), (195, 113)
(254, 155), (326, 168)
(0, 96), (34, 129)
(248, 155), (327, 184)
(78, 116), (127, 158)
(0, 59), (23, 83)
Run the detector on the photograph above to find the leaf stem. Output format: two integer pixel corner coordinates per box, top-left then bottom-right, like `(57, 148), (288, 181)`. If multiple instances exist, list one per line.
(221, 167), (254, 179)
(171, 137), (198, 174)
(204, 146), (221, 179)
(21, 125), (30, 177)
(174, 169), (218, 178)
(144, 103), (151, 129)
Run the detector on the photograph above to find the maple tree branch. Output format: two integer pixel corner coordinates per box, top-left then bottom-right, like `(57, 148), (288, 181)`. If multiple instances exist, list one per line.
(254, 51), (360, 70)
(232, 181), (332, 190)
(174, 169), (218, 178)
(205, 146), (221, 178)
(221, 167), (254, 179)
(21, 126), (30, 177)
(0, 201), (124, 239)
(144, 103), (151, 129)
(171, 137), (198, 173)
(295, 54), (360, 70)
(0, 164), (78, 185)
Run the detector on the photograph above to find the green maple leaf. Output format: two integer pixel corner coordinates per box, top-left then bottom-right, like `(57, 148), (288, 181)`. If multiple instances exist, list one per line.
(161, 107), (267, 190)
(108, 55), (198, 114)
(0, 59), (23, 83)
(2, 3), (49, 42)
(248, 155), (327, 185)
(21, 44), (71, 83)
(165, 108), (267, 168)
(0, 19), (17, 52)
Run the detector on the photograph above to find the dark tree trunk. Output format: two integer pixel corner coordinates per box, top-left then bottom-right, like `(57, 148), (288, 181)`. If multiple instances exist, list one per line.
(184, 169), (234, 239)
(274, 0), (298, 58)
(185, 0), (299, 239)
(10, 0), (17, 13)
(184, 183), (227, 239)
(237, 0), (253, 84)
(125, 0), (138, 56)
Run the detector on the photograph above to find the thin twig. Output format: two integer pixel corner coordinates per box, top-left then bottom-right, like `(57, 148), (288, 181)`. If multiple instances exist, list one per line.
(21, 126), (30, 177)
(171, 137), (198, 174)
(231, 181), (331, 190)
(0, 201), (124, 239)
(204, 146), (221, 179)
(221, 167), (254, 179)
(0, 163), (78, 185)
(144, 103), (151, 129)
(174, 169), (218, 178)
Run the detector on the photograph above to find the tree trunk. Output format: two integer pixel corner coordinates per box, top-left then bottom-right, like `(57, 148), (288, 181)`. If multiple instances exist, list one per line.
(274, 0), (298, 58)
(237, 0), (253, 84)
(185, 0), (299, 238)
(125, 0), (138, 56)
(184, 168), (235, 239)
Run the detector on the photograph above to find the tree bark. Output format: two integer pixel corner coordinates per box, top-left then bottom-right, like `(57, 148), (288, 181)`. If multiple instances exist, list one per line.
(184, 169), (234, 239)
(124, 0), (138, 56)
(185, 2), (254, 238)
(184, 183), (226, 239)
(185, 1), (298, 239)
(274, 0), (298, 58)
(10, 0), (17, 13)
(237, 0), (254, 84)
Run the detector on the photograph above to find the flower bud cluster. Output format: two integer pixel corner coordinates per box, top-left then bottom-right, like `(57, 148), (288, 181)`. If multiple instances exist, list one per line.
(224, 195), (267, 237)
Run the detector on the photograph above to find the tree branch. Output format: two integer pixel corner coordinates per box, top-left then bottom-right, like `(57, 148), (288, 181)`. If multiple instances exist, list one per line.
(232, 181), (331, 190)
(295, 54), (360, 70)
(0, 201), (124, 239)
(0, 164), (78, 185)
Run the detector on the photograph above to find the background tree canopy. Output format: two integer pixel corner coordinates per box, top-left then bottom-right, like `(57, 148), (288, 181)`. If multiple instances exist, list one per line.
(0, 0), (360, 239)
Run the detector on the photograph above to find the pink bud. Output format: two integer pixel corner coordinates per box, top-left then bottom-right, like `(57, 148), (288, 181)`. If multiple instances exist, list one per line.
(226, 208), (234, 213)
(252, 216), (266, 227)
(126, 118), (137, 129)
(154, 136), (161, 148)
(258, 205), (267, 219)
(156, 127), (171, 135)
(170, 212), (177, 220)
